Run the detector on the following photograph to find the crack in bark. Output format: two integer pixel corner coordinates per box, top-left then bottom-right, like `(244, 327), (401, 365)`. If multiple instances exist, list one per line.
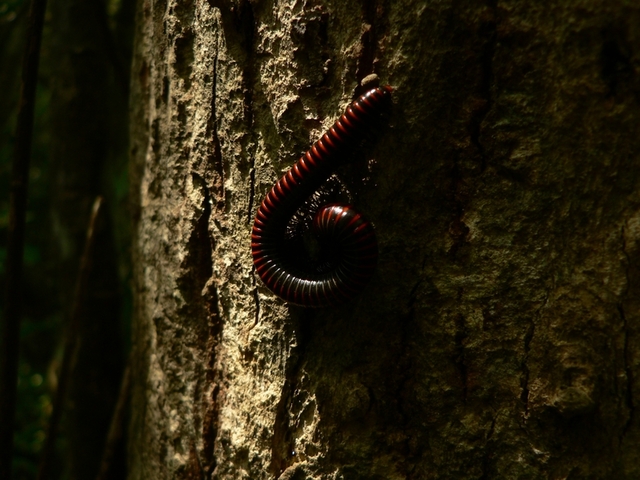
(450, 1), (498, 258)
(214, 0), (260, 322)
(187, 438), (204, 479)
(447, 159), (471, 258)
(468, 12), (496, 174)
(269, 319), (312, 479)
(480, 413), (498, 479)
(486, 412), (497, 440)
(618, 303), (634, 443)
(453, 312), (469, 402)
(202, 275), (224, 480)
(270, 382), (293, 478)
(248, 164), (256, 224)
(251, 271), (261, 330)
(205, 5), (259, 475)
(520, 319), (535, 417)
(184, 178), (223, 479)
(208, 31), (225, 216)
(176, 169), (223, 478)
(208, 0), (256, 223)
(204, 290), (224, 477)
(619, 227), (634, 443)
(192, 21), (228, 472)
(520, 292), (547, 421)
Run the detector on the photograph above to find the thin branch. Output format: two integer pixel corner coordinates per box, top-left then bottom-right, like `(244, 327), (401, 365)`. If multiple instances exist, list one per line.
(95, 360), (131, 480)
(0, 0), (48, 477)
(37, 197), (105, 480)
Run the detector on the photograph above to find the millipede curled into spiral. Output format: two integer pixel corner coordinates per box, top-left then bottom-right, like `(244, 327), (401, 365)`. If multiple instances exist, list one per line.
(251, 85), (392, 307)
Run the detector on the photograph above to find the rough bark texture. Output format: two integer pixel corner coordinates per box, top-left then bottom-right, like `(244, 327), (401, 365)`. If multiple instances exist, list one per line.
(129, 0), (640, 478)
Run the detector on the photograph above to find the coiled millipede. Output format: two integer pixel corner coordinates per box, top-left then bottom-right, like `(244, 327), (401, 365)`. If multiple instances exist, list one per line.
(251, 85), (392, 307)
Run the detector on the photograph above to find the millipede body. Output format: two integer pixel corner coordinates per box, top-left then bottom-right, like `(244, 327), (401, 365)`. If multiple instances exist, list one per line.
(251, 85), (392, 307)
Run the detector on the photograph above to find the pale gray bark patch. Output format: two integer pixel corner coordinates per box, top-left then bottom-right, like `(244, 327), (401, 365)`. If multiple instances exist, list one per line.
(129, 0), (640, 478)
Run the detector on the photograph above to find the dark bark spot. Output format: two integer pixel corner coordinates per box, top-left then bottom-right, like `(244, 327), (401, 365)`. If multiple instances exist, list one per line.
(292, 8), (329, 87)
(468, 18), (496, 174)
(453, 313), (469, 401)
(162, 76), (169, 104)
(601, 26), (634, 99)
(520, 320), (535, 415)
(175, 31), (195, 89)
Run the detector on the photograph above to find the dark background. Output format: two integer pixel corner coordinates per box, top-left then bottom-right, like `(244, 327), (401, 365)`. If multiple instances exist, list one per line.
(1, 0), (134, 477)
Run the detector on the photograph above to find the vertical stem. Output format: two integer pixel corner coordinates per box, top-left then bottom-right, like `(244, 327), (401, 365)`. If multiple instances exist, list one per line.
(37, 197), (104, 480)
(95, 360), (131, 480)
(0, 0), (48, 477)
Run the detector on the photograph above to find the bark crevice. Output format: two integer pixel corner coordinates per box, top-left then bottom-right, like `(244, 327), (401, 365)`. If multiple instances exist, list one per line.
(468, 4), (497, 174)
(453, 313), (469, 402)
(619, 226), (634, 442)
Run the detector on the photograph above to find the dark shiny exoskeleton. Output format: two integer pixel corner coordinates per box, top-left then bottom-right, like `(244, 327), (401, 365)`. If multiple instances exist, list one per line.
(251, 85), (392, 307)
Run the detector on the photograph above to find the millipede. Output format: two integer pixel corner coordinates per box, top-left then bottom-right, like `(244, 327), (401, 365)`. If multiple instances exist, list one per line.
(251, 85), (392, 307)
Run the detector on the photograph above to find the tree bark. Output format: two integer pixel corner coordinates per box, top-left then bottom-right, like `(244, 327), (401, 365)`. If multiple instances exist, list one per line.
(129, 0), (640, 478)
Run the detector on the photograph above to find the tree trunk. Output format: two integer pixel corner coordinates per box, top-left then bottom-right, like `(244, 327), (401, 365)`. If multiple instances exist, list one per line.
(129, 1), (640, 478)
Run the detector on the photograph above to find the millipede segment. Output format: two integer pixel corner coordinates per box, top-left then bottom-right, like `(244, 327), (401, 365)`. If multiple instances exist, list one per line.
(251, 85), (392, 307)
